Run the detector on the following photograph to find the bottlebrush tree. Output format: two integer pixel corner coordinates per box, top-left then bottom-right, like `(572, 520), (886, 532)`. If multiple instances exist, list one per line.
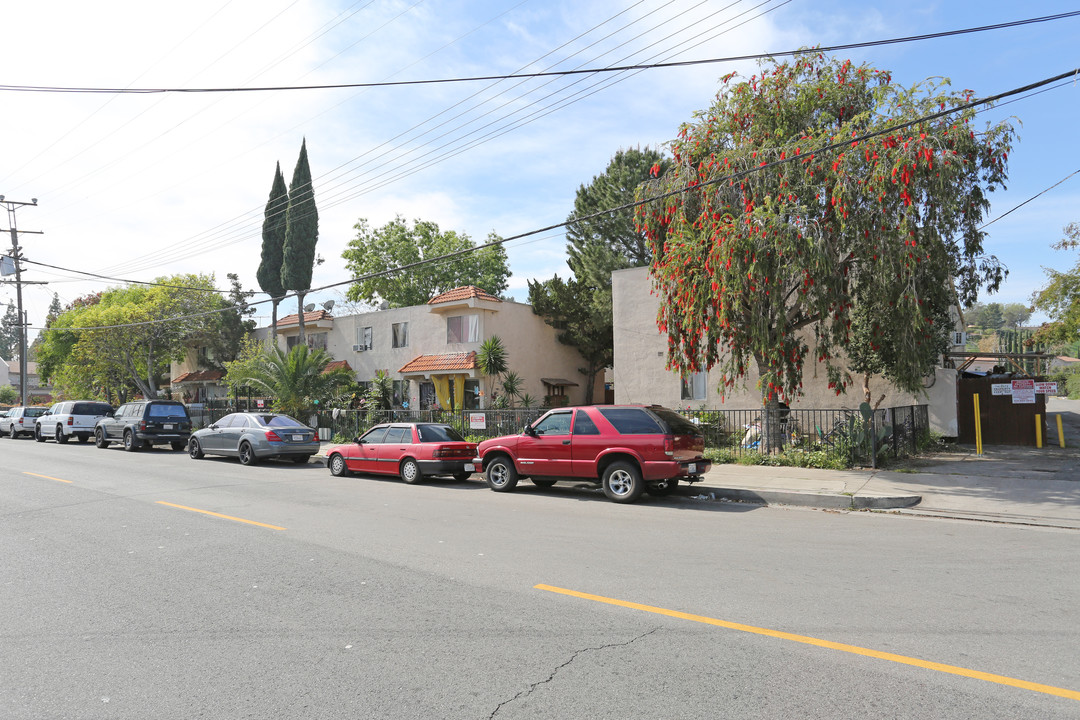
(636, 54), (1015, 413)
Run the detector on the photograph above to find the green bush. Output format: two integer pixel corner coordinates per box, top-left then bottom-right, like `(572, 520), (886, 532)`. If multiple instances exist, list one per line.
(705, 446), (850, 470)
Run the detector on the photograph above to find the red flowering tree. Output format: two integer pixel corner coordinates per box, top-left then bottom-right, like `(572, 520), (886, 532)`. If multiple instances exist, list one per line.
(637, 54), (1014, 436)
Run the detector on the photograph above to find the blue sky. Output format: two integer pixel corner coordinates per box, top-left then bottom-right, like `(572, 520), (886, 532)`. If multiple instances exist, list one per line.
(1, 0), (1077, 338)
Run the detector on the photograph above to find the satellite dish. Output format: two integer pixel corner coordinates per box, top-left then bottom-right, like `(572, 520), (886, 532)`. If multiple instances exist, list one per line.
(304, 303), (316, 312)
(378, 300), (389, 311)
(322, 299), (335, 312)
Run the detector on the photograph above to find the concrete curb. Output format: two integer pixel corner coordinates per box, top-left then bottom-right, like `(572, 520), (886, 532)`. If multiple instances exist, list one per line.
(690, 487), (922, 510)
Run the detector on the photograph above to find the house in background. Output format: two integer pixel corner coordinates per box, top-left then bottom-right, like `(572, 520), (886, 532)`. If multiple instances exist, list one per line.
(170, 344), (228, 402)
(611, 266), (960, 436)
(5, 358), (52, 403)
(256, 286), (603, 409)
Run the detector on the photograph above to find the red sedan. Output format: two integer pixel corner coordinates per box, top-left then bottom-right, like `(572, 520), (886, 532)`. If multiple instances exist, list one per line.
(327, 422), (478, 483)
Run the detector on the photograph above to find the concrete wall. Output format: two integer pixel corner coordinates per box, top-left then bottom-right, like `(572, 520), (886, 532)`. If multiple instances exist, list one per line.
(612, 266), (959, 435)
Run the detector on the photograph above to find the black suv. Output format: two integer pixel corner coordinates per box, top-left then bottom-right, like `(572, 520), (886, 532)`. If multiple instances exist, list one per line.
(94, 400), (192, 452)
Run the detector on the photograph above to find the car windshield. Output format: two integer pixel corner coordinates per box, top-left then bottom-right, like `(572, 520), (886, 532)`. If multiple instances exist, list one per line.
(416, 424), (465, 442)
(25, 408), (47, 417)
(262, 415), (306, 428)
(148, 403), (187, 418)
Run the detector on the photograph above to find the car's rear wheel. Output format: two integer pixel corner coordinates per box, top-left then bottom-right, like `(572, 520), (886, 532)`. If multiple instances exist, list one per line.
(188, 438), (204, 459)
(400, 458), (422, 484)
(34, 426), (46, 442)
(602, 461), (645, 503)
(485, 456), (518, 492)
(56, 426), (69, 444)
(123, 430), (141, 452)
(647, 478), (678, 496)
(329, 453), (350, 477)
(238, 442), (258, 466)
(95, 428), (110, 449)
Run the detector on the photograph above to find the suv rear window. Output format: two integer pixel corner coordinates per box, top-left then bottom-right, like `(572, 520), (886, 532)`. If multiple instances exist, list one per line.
(148, 403), (188, 418)
(649, 407), (703, 437)
(72, 402), (112, 415)
(25, 408), (47, 417)
(597, 408), (663, 434)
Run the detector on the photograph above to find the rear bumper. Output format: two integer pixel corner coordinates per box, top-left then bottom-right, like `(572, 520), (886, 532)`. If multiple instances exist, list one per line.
(258, 441), (321, 457)
(641, 458), (711, 482)
(418, 459), (478, 476)
(135, 431), (191, 444)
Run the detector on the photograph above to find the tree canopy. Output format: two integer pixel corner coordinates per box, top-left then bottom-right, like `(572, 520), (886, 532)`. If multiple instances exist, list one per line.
(637, 54), (1014, 406)
(258, 162), (288, 341)
(282, 139), (319, 343)
(37, 275), (250, 403)
(225, 343), (353, 419)
(1033, 222), (1080, 347)
(342, 216), (510, 308)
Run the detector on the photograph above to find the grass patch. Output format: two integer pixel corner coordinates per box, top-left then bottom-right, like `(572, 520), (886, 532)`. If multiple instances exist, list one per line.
(705, 446), (849, 470)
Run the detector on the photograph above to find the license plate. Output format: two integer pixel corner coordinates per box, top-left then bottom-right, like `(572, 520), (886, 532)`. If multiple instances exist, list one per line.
(688, 463), (697, 473)
(293, 434), (304, 441)
(164, 424), (174, 430)
(463, 463), (475, 472)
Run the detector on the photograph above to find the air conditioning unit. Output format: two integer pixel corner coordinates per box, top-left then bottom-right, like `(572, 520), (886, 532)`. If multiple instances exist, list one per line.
(951, 331), (967, 346)
(353, 344), (364, 352)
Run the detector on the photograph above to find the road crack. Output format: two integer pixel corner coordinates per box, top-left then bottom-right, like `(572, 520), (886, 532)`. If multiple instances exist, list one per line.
(488, 627), (659, 718)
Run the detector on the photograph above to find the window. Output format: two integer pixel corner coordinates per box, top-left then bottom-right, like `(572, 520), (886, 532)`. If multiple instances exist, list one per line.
(148, 403), (187, 418)
(650, 407), (703, 437)
(572, 410), (600, 435)
(598, 408), (662, 434)
(417, 424), (466, 442)
(307, 332), (328, 351)
(392, 322), (409, 348)
(197, 346), (216, 365)
(681, 371), (707, 401)
(357, 326), (373, 350)
(215, 414), (237, 428)
(464, 379), (480, 410)
(533, 411), (572, 436)
(446, 314), (479, 343)
(393, 379), (411, 408)
(286, 335), (299, 350)
(360, 426), (388, 444)
(384, 426), (410, 444)
(266, 415), (305, 428)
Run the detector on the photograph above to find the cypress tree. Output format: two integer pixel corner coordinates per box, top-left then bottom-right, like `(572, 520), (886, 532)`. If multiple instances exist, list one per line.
(258, 162), (288, 344)
(282, 138), (319, 345)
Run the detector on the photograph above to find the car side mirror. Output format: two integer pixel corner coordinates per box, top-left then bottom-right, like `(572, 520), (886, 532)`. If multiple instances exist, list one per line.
(356, 437), (365, 444)
(208, 423), (217, 430)
(523, 424), (537, 437)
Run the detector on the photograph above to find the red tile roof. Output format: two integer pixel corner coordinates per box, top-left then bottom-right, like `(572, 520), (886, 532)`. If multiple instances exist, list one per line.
(399, 351), (477, 374)
(172, 370), (225, 384)
(324, 360), (353, 373)
(278, 310), (333, 326)
(427, 286), (501, 305)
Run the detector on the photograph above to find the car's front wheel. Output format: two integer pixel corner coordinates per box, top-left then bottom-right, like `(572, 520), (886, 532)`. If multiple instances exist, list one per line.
(95, 429), (110, 449)
(329, 453), (350, 477)
(238, 442), (258, 466)
(485, 456), (519, 492)
(188, 438), (204, 459)
(400, 458), (422, 484)
(602, 461), (644, 503)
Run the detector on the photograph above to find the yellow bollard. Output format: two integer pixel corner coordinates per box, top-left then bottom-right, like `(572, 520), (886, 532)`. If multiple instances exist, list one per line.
(973, 394), (983, 455)
(1036, 413), (1043, 449)
(1058, 414), (1066, 448)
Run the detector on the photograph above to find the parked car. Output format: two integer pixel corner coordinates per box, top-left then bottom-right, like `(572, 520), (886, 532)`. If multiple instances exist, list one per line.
(35, 401), (114, 443)
(188, 413), (319, 465)
(94, 400), (192, 451)
(327, 423), (478, 483)
(1, 406), (48, 439)
(474, 405), (711, 503)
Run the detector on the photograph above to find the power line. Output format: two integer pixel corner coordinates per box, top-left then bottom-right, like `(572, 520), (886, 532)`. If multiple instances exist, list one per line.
(30, 67), (1078, 333)
(5, 11), (1075, 95)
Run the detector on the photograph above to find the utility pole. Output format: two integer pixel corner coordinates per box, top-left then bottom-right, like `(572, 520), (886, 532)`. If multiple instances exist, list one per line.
(1, 196), (43, 405)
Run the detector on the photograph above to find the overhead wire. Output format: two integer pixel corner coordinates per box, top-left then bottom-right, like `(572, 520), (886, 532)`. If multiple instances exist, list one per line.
(27, 67), (1078, 333)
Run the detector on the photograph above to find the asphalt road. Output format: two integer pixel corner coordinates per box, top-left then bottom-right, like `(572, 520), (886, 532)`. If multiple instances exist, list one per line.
(3, 436), (1079, 719)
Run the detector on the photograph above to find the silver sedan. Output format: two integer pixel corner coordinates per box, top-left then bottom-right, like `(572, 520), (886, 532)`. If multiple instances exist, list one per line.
(187, 412), (319, 465)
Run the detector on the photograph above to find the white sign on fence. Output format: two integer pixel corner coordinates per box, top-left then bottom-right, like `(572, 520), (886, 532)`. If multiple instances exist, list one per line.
(991, 383), (1012, 395)
(469, 413), (487, 430)
(1035, 381), (1058, 395)
(1011, 379), (1036, 404)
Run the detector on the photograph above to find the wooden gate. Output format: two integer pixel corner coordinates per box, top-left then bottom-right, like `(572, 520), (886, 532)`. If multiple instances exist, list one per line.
(956, 376), (1046, 446)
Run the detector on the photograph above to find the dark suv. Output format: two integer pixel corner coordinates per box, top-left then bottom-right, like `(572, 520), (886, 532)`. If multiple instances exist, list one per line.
(94, 400), (192, 452)
(474, 404), (710, 504)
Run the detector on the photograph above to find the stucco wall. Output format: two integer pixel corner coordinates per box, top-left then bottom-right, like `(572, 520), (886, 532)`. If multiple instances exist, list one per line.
(612, 266), (959, 435)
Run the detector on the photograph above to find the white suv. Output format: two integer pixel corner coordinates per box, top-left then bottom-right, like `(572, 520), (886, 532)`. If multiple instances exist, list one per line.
(35, 400), (114, 444)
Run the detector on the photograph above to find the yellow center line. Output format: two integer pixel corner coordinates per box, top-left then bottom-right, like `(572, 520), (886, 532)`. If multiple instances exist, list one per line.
(23, 471), (72, 484)
(534, 584), (1080, 702)
(155, 502), (285, 530)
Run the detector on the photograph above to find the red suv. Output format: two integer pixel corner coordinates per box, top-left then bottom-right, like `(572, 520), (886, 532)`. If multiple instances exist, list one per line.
(474, 405), (710, 503)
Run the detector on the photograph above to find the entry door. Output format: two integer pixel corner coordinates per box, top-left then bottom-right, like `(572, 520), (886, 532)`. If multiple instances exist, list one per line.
(419, 382), (436, 410)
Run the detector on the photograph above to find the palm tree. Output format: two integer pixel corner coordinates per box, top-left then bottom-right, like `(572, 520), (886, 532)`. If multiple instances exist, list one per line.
(500, 370), (523, 407)
(364, 370), (394, 424)
(476, 335), (508, 406)
(226, 344), (353, 420)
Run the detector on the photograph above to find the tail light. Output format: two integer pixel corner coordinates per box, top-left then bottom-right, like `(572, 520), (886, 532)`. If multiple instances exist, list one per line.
(265, 430), (283, 442)
(139, 420), (146, 431)
(17, 419), (23, 426)
(67, 417), (74, 426)
(664, 436), (674, 457)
